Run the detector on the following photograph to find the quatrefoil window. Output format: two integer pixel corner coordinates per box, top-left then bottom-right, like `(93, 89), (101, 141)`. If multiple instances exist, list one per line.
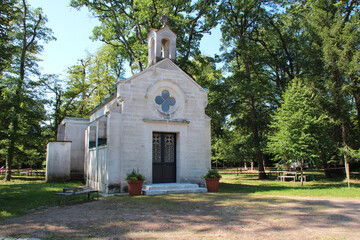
(155, 90), (176, 112)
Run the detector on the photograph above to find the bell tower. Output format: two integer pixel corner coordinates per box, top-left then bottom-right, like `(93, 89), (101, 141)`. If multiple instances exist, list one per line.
(147, 15), (177, 67)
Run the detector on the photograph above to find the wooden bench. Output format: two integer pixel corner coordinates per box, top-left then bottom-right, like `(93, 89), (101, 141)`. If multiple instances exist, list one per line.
(278, 175), (296, 182)
(54, 188), (99, 206)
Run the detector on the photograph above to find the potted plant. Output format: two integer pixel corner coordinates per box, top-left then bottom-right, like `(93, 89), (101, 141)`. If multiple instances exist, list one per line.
(125, 169), (146, 196)
(203, 169), (222, 192)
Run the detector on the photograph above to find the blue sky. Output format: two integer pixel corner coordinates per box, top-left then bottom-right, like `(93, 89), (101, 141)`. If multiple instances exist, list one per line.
(28, 0), (221, 79)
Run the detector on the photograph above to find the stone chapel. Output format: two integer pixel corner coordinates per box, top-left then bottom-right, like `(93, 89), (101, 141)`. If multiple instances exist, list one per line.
(46, 19), (211, 194)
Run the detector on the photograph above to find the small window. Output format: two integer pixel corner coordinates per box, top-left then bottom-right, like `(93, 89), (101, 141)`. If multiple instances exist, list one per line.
(161, 38), (170, 58)
(155, 90), (176, 113)
(89, 125), (96, 148)
(150, 38), (155, 61)
(98, 119), (107, 146)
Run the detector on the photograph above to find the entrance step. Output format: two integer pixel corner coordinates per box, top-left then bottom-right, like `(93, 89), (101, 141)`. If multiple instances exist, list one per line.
(142, 183), (207, 196)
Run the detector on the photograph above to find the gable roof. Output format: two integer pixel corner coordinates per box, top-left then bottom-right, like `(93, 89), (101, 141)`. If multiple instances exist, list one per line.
(89, 58), (208, 115)
(120, 58), (208, 94)
(88, 91), (116, 115)
(147, 25), (177, 40)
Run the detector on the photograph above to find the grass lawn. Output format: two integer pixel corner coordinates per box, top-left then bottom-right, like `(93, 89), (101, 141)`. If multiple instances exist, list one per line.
(220, 172), (360, 198)
(0, 176), (82, 220)
(0, 173), (359, 221)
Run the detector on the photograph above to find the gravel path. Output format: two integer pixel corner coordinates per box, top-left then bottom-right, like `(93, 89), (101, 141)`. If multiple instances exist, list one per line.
(1, 194), (359, 239)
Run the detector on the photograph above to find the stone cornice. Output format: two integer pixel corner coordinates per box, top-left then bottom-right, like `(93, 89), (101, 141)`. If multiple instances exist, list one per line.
(143, 117), (190, 124)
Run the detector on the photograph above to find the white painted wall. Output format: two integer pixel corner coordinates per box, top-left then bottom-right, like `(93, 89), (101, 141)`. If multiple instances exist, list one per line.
(57, 117), (89, 180)
(46, 142), (71, 182)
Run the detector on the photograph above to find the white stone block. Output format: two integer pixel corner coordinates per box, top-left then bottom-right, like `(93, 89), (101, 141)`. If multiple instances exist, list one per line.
(46, 142), (71, 182)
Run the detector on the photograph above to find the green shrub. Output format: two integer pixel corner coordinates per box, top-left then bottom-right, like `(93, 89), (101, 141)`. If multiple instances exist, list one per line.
(125, 169), (146, 181)
(203, 169), (222, 179)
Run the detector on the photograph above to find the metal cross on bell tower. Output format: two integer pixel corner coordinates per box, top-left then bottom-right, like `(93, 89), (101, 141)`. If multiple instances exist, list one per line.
(161, 15), (170, 26)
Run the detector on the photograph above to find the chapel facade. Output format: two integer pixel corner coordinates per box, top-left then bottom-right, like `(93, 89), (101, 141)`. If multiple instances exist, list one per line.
(46, 19), (211, 193)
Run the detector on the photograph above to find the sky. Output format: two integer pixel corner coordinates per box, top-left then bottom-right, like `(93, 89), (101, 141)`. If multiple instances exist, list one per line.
(27, 0), (222, 79)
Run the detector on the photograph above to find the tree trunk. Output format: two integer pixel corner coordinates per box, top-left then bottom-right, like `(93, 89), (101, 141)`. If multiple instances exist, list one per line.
(352, 80), (360, 125)
(4, 0), (29, 181)
(5, 99), (20, 181)
(256, 150), (267, 179)
(342, 124), (351, 188)
(344, 157), (350, 188)
(250, 97), (266, 179)
(4, 138), (14, 181)
(246, 65), (266, 179)
(300, 159), (304, 187)
(322, 157), (331, 178)
(53, 92), (62, 139)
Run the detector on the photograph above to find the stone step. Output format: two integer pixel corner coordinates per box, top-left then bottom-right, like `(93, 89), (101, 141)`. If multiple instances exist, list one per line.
(143, 183), (201, 190)
(142, 183), (207, 196)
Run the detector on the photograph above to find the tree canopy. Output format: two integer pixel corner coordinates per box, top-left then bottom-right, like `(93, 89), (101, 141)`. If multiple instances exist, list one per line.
(70, 0), (219, 74)
(0, 0), (54, 180)
(267, 78), (335, 185)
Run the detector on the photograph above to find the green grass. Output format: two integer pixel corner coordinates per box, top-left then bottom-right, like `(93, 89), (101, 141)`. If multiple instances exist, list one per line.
(220, 173), (360, 198)
(0, 176), (82, 220)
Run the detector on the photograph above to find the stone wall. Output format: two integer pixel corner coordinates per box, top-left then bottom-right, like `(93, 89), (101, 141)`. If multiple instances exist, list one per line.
(87, 147), (110, 192)
(57, 117), (89, 180)
(45, 142), (71, 182)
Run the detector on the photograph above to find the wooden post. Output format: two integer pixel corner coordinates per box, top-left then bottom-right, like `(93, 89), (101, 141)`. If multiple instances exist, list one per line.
(345, 157), (350, 189)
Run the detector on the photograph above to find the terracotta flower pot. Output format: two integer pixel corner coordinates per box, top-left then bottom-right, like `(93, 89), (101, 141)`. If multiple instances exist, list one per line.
(205, 178), (220, 192)
(127, 180), (144, 196)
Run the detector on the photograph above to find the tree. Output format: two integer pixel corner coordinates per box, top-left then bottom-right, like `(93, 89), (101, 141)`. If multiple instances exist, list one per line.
(267, 78), (334, 186)
(39, 74), (64, 140)
(56, 44), (125, 123)
(187, 56), (228, 138)
(216, 0), (358, 178)
(0, 0), (18, 75)
(70, 0), (219, 74)
(218, 0), (280, 178)
(303, 0), (360, 186)
(40, 44), (127, 142)
(87, 44), (125, 106)
(63, 58), (93, 118)
(0, 0), (54, 181)
(186, 55), (232, 168)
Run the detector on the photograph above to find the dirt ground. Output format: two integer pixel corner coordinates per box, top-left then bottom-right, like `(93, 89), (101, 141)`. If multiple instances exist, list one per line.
(0, 193), (360, 240)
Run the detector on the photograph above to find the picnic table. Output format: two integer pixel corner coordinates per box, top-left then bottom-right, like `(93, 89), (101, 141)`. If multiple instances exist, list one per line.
(277, 171), (311, 182)
(277, 171), (298, 182)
